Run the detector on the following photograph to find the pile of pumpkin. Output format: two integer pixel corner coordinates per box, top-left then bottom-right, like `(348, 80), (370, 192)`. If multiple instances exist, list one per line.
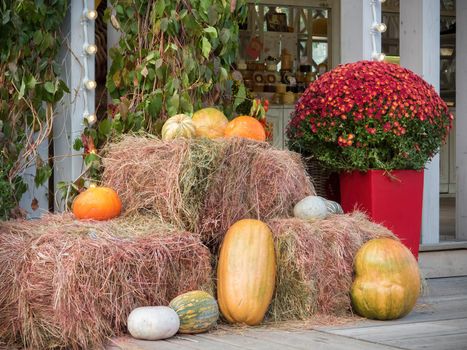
(73, 183), (421, 341)
(161, 106), (268, 142)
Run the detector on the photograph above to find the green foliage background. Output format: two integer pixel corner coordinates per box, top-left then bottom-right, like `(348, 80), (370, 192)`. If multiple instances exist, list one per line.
(0, 0), (69, 219)
(76, 0), (248, 158)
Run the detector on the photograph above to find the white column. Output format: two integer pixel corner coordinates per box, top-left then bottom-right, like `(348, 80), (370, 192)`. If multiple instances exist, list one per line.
(54, 0), (95, 210)
(19, 131), (49, 218)
(340, 0), (381, 63)
(107, 1), (120, 69)
(456, 2), (467, 240)
(400, 0), (440, 244)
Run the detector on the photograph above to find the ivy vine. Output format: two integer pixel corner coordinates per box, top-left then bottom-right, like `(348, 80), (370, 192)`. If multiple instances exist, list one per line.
(0, 0), (69, 219)
(76, 0), (249, 168)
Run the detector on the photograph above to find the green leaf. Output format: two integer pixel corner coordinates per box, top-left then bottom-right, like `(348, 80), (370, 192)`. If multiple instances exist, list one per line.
(160, 18), (169, 32)
(98, 118), (112, 138)
(18, 80), (26, 100)
(203, 26), (218, 37)
(233, 84), (246, 110)
(84, 152), (99, 166)
(167, 92), (180, 116)
(59, 80), (70, 93)
(35, 164), (52, 188)
(180, 92), (193, 114)
(154, 0), (166, 17)
(33, 30), (43, 46)
(26, 76), (37, 90)
(220, 28), (231, 44)
(2, 10), (10, 25)
(73, 138), (83, 151)
(148, 93), (163, 117)
(201, 37), (211, 59)
(44, 81), (55, 94)
(116, 5), (124, 15)
(155, 58), (163, 69)
(219, 67), (228, 82)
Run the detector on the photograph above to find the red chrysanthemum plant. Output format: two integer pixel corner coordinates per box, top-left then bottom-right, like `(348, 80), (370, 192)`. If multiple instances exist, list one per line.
(287, 61), (454, 171)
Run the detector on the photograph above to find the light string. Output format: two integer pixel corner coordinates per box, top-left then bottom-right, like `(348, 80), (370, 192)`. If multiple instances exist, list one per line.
(370, 0), (387, 62)
(81, 0), (97, 125)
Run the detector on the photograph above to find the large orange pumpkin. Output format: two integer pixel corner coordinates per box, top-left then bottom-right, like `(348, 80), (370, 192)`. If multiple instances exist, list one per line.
(192, 108), (228, 139)
(72, 186), (122, 220)
(224, 116), (266, 141)
(351, 238), (421, 320)
(217, 219), (276, 325)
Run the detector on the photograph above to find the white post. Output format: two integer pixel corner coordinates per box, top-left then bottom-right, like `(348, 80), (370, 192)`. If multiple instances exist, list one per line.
(400, 0), (440, 244)
(19, 131), (49, 218)
(456, 2), (467, 240)
(340, 0), (381, 63)
(107, 1), (121, 70)
(54, 0), (95, 210)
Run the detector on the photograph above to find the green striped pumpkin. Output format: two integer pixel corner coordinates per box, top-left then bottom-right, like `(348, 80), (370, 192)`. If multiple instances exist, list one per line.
(324, 199), (344, 214)
(169, 290), (219, 334)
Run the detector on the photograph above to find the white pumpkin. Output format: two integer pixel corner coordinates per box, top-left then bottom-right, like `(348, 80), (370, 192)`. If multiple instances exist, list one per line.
(293, 195), (328, 220)
(127, 306), (180, 340)
(161, 114), (196, 140)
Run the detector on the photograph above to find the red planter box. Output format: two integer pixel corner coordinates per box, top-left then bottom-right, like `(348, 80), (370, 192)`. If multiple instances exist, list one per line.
(340, 170), (424, 258)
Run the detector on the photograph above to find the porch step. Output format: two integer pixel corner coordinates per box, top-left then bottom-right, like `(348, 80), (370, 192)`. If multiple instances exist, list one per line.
(419, 248), (467, 278)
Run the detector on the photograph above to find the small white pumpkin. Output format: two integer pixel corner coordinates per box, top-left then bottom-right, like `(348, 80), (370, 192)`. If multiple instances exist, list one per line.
(324, 199), (344, 214)
(127, 306), (180, 340)
(161, 114), (196, 140)
(293, 195), (328, 220)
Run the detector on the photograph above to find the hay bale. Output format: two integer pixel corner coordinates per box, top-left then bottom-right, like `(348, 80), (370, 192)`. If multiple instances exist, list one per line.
(197, 138), (315, 247)
(267, 212), (396, 321)
(102, 136), (314, 247)
(0, 214), (212, 349)
(102, 136), (225, 232)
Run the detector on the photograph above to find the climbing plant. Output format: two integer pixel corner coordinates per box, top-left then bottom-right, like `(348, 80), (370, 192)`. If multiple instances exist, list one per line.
(0, 0), (69, 219)
(76, 0), (248, 159)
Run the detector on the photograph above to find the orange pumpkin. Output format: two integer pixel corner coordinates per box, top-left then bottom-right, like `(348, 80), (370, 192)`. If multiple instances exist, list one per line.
(217, 219), (276, 325)
(72, 186), (122, 220)
(224, 116), (266, 141)
(192, 108), (229, 139)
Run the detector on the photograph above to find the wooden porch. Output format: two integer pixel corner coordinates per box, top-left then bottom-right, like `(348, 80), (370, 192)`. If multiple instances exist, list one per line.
(108, 275), (467, 350)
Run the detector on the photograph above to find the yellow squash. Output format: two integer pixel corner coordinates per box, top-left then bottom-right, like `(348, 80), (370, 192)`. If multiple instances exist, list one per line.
(217, 219), (276, 325)
(191, 108), (228, 139)
(351, 238), (421, 320)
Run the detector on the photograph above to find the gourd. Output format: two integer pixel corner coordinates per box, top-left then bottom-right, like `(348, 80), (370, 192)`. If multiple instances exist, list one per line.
(169, 290), (219, 334)
(127, 306), (180, 340)
(217, 219), (276, 326)
(293, 196), (328, 220)
(351, 238), (421, 320)
(72, 186), (122, 220)
(224, 116), (266, 142)
(161, 114), (196, 140)
(323, 199), (344, 214)
(192, 108), (228, 139)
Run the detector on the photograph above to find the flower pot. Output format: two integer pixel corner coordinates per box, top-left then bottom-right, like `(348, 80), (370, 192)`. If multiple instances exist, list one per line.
(339, 170), (424, 258)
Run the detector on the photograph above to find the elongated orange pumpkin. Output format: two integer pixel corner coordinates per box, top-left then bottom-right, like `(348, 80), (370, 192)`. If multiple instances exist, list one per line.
(72, 186), (122, 220)
(351, 238), (421, 320)
(217, 219), (276, 325)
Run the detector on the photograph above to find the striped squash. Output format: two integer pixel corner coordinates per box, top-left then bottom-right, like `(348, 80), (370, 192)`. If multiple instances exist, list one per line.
(324, 199), (344, 214)
(169, 290), (219, 334)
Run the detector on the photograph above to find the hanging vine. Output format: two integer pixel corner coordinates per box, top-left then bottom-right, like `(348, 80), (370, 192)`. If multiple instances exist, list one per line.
(76, 0), (248, 161)
(0, 0), (69, 219)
